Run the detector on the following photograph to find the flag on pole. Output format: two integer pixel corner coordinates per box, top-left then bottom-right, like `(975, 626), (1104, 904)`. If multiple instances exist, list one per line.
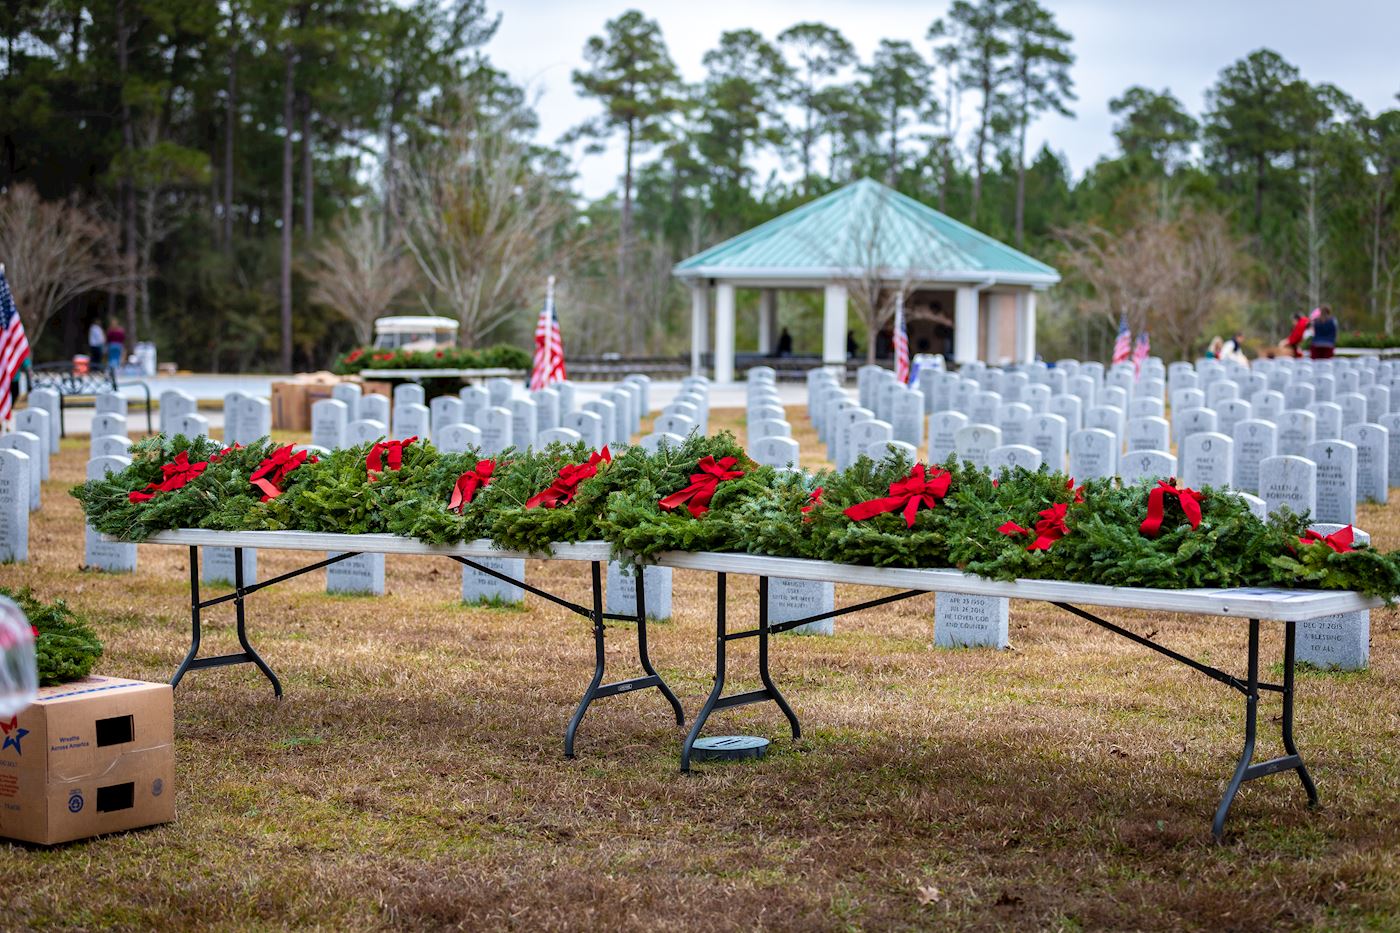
(893, 293), (910, 385)
(529, 276), (565, 391)
(1132, 330), (1150, 379)
(0, 267), (31, 422)
(1111, 313), (1132, 366)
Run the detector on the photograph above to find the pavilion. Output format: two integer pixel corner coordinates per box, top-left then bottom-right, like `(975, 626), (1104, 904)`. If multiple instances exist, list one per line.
(672, 178), (1061, 381)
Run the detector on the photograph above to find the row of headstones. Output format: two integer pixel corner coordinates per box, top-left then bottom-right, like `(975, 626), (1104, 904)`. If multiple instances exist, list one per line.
(806, 367), (925, 470)
(309, 375), (650, 456)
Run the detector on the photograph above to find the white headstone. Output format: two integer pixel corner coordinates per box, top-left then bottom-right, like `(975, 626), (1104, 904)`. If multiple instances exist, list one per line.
(928, 411), (969, 464)
(1259, 455), (1317, 519)
(486, 378), (514, 408)
(91, 412), (128, 440)
(934, 592), (1009, 649)
(346, 419), (387, 446)
(0, 450), (29, 562)
(953, 424), (1001, 469)
(752, 436), (801, 469)
(28, 387), (62, 450)
(606, 562), (672, 621)
(768, 577), (835, 636)
(563, 410), (604, 449)
(640, 432), (685, 454)
(14, 409), (50, 480)
(392, 402), (430, 442)
(509, 397), (539, 449)
(430, 396), (466, 435)
(1069, 428), (1118, 481)
(92, 434), (132, 459)
(172, 413), (209, 439)
(479, 406), (514, 456)
(393, 383), (425, 408)
(435, 422), (483, 454)
(533, 386), (561, 432)
(1307, 439), (1357, 525)
(158, 390), (197, 433)
(311, 398), (350, 450)
(1276, 409), (1317, 457)
(1343, 422), (1388, 504)
(358, 393), (390, 427)
(331, 382), (362, 410)
(326, 552), (386, 595)
(84, 455), (136, 572)
(458, 386), (489, 423)
(202, 547), (257, 587)
(462, 557), (524, 607)
(536, 427), (583, 447)
(1180, 432), (1233, 489)
(1232, 419), (1278, 494)
(1297, 524), (1372, 670)
(1120, 450), (1177, 487)
(0, 433), (41, 510)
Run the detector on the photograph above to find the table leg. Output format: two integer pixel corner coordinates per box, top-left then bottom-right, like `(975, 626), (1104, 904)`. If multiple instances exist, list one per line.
(233, 546), (283, 698)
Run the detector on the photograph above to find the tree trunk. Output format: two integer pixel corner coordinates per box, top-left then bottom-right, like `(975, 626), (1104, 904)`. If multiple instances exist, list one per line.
(301, 94), (313, 236)
(1372, 183), (1383, 320)
(280, 42), (296, 373)
(116, 0), (139, 345)
(887, 100), (898, 183)
(620, 117), (634, 349)
(1254, 153), (1266, 232)
(1014, 112), (1027, 248)
(384, 86), (400, 240)
(972, 75), (990, 223)
(223, 35), (236, 254)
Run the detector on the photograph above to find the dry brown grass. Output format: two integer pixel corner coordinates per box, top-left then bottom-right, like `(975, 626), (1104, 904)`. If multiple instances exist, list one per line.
(2, 408), (1399, 931)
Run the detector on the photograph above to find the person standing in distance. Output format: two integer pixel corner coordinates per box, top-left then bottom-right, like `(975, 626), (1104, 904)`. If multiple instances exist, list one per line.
(1310, 306), (1338, 359)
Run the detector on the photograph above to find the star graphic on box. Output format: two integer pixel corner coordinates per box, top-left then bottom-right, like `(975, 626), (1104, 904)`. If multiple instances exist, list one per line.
(1, 716), (28, 755)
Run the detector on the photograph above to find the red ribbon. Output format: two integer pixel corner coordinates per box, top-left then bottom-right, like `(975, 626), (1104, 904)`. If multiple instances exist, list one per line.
(801, 486), (824, 522)
(1139, 478), (1203, 538)
(999, 502), (1070, 551)
(525, 447), (611, 510)
(1066, 477), (1085, 503)
(210, 443), (242, 463)
(249, 444), (314, 501)
(843, 464), (952, 528)
(128, 451), (209, 502)
(367, 436), (417, 476)
(658, 456), (745, 518)
(1300, 526), (1354, 553)
(448, 460), (496, 513)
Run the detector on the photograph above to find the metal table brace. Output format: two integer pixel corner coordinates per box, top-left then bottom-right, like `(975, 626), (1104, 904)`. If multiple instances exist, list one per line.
(172, 545), (685, 757)
(682, 573), (1315, 840)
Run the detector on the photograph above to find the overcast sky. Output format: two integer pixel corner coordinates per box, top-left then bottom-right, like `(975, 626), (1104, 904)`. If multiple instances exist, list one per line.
(491, 0), (1400, 201)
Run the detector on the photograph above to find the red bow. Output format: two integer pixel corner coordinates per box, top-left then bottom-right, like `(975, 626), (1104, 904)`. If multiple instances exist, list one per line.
(249, 444), (314, 501)
(210, 443), (242, 463)
(1139, 478), (1203, 538)
(659, 455), (745, 518)
(843, 464), (952, 528)
(525, 447), (611, 510)
(801, 486), (824, 522)
(128, 451), (209, 502)
(367, 436), (416, 476)
(1300, 526), (1355, 553)
(1066, 477), (1085, 503)
(999, 502), (1070, 551)
(448, 460), (496, 513)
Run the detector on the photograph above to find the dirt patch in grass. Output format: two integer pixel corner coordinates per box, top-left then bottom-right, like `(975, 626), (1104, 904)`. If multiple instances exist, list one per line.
(1, 411), (1398, 930)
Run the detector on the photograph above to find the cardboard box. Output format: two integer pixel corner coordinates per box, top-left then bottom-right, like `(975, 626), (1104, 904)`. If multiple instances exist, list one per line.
(271, 380), (311, 432)
(0, 677), (175, 845)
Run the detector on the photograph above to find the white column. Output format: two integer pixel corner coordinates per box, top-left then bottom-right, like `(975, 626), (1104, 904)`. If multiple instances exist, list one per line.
(690, 284), (709, 376)
(758, 288), (777, 355)
(1016, 291), (1038, 364)
(714, 282), (737, 383)
(954, 286), (979, 364)
(984, 295), (1003, 363)
(823, 283), (848, 373)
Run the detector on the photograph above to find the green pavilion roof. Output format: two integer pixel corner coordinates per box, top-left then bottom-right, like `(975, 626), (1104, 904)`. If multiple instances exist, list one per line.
(673, 177), (1059, 287)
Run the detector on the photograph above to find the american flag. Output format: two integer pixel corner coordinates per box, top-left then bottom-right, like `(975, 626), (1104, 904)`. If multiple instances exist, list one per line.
(529, 276), (565, 391)
(0, 268), (31, 421)
(892, 293), (910, 384)
(1111, 313), (1132, 366)
(1132, 330), (1151, 379)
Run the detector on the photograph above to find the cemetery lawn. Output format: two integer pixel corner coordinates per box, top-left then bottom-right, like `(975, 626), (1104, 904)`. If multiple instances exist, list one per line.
(4, 409), (1400, 931)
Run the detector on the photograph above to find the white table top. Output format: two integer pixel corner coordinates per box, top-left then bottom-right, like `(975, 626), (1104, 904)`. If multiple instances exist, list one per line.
(132, 530), (1381, 622)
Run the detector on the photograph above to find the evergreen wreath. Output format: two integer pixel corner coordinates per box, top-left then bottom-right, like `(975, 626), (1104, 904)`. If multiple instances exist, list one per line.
(71, 432), (1400, 601)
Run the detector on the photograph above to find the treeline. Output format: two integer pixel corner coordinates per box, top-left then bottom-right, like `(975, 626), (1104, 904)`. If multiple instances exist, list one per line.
(1, 2), (1398, 370)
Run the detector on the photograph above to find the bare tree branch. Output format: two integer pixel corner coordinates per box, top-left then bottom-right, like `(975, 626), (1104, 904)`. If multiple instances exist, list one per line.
(305, 209), (419, 344)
